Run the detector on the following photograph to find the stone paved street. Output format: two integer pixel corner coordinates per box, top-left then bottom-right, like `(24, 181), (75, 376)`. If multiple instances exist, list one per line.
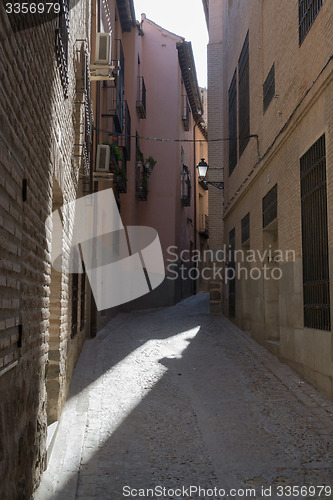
(34, 294), (333, 500)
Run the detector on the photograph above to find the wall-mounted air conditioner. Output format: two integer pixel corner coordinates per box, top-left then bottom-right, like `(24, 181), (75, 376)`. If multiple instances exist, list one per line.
(95, 33), (112, 65)
(96, 145), (110, 172)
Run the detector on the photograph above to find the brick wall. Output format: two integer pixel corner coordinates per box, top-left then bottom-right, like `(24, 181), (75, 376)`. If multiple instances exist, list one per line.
(0, 1), (91, 497)
(207, 0), (333, 398)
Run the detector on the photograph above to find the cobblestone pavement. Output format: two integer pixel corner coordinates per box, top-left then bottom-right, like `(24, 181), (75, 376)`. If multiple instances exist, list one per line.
(34, 294), (333, 500)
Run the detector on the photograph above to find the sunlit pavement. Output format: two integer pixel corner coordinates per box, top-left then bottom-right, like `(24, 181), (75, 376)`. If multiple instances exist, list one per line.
(34, 293), (333, 500)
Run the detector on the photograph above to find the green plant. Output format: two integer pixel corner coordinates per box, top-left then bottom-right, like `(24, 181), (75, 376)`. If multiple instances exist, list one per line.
(103, 142), (122, 162)
(117, 168), (127, 182)
(144, 155), (157, 172)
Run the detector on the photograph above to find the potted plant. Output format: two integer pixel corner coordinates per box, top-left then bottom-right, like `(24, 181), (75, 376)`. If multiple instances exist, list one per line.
(144, 155), (157, 174)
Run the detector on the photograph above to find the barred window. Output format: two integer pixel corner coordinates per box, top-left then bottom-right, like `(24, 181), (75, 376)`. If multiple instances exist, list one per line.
(263, 63), (275, 113)
(299, 0), (323, 45)
(300, 134), (330, 330)
(238, 31), (250, 157)
(262, 184), (277, 229)
(55, 0), (70, 98)
(229, 70), (237, 175)
(229, 228), (236, 318)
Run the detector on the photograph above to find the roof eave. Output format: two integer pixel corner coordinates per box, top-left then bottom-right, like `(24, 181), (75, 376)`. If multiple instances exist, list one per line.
(177, 41), (204, 125)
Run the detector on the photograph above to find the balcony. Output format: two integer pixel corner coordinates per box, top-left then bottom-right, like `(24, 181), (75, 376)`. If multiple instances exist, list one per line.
(136, 76), (146, 119)
(198, 214), (209, 238)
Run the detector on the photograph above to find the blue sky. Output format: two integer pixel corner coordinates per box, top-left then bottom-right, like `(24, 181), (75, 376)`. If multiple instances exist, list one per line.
(133, 0), (208, 88)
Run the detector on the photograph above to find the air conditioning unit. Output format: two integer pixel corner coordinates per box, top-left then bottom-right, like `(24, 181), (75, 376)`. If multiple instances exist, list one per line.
(96, 145), (110, 172)
(95, 33), (112, 65)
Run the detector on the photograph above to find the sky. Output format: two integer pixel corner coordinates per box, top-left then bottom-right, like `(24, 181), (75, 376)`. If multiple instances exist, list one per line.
(133, 0), (208, 88)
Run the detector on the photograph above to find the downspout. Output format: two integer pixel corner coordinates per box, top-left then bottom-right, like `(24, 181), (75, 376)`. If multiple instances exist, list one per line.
(193, 123), (197, 296)
(89, 0), (102, 338)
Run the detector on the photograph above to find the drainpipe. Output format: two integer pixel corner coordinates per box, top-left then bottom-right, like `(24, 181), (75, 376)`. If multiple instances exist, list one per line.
(89, 0), (102, 338)
(193, 123), (197, 296)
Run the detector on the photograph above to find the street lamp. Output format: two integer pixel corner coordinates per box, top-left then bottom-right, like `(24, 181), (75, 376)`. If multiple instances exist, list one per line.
(196, 159), (224, 190)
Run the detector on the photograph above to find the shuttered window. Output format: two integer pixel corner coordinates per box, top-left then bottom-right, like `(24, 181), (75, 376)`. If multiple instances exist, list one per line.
(263, 184), (277, 229)
(263, 63), (275, 113)
(241, 213), (250, 244)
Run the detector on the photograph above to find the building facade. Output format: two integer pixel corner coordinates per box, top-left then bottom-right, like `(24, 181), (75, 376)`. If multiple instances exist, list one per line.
(91, 10), (208, 310)
(0, 0), (93, 497)
(0, 1), (208, 495)
(206, 0), (333, 399)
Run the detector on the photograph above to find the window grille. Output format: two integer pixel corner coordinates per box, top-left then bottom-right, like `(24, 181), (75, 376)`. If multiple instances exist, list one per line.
(238, 31), (250, 157)
(80, 262), (86, 330)
(263, 63), (275, 112)
(182, 95), (190, 131)
(181, 165), (191, 207)
(71, 273), (79, 338)
(55, 0), (70, 98)
(299, 0), (323, 45)
(136, 76), (146, 119)
(229, 228), (236, 317)
(262, 184), (277, 228)
(300, 134), (330, 330)
(241, 213), (250, 244)
(229, 70), (237, 174)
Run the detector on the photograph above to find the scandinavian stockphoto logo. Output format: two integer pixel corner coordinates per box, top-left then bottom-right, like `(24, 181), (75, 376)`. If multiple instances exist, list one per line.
(46, 189), (165, 311)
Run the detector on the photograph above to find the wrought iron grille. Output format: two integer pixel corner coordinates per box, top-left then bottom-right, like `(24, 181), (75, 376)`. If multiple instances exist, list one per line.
(229, 228), (236, 317)
(137, 76), (146, 119)
(181, 165), (191, 207)
(238, 31), (250, 157)
(241, 213), (250, 244)
(182, 95), (190, 131)
(125, 101), (131, 160)
(71, 273), (79, 338)
(300, 134), (330, 330)
(229, 70), (237, 175)
(55, 0), (70, 98)
(299, 0), (323, 45)
(80, 262), (86, 330)
(263, 63), (275, 113)
(262, 184), (277, 228)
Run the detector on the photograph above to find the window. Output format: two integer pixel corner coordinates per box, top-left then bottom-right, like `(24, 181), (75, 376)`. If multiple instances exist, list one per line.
(136, 76), (146, 119)
(181, 147), (191, 206)
(71, 273), (79, 338)
(182, 95), (190, 132)
(262, 184), (277, 228)
(241, 213), (250, 244)
(124, 100), (131, 160)
(80, 263), (86, 330)
(300, 134), (330, 330)
(55, 0), (70, 98)
(263, 63), (275, 113)
(229, 70), (237, 175)
(238, 31), (250, 157)
(299, 0), (323, 45)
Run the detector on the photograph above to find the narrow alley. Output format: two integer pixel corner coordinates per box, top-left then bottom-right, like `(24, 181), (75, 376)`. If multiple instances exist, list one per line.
(34, 294), (333, 500)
